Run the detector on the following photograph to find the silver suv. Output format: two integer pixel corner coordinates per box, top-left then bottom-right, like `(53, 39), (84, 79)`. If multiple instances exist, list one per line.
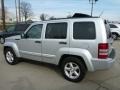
(3, 18), (116, 82)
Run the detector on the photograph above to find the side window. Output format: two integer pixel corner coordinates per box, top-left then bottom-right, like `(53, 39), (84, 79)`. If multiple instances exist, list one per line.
(26, 24), (43, 39)
(73, 22), (96, 39)
(110, 24), (118, 28)
(45, 23), (67, 39)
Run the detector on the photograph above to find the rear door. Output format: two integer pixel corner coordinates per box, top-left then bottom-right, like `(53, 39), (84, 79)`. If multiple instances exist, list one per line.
(42, 22), (69, 64)
(71, 21), (97, 57)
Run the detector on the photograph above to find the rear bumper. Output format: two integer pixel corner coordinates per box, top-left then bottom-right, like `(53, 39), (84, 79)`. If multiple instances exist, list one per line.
(91, 49), (116, 71)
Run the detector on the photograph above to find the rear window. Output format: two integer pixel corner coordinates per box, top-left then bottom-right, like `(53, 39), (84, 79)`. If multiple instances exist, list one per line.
(73, 22), (96, 39)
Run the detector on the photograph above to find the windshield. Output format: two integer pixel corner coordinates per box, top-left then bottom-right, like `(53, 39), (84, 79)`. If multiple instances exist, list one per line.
(6, 26), (15, 32)
(15, 24), (30, 32)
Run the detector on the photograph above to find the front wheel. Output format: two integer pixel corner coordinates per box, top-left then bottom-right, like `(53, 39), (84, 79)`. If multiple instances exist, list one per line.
(61, 57), (87, 82)
(4, 48), (19, 65)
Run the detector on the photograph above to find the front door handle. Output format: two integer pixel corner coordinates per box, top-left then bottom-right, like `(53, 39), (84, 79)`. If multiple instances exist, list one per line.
(15, 39), (20, 40)
(35, 41), (41, 44)
(59, 42), (67, 44)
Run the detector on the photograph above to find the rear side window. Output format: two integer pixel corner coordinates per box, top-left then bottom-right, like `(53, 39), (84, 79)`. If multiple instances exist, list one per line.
(73, 22), (96, 39)
(109, 24), (118, 28)
(45, 23), (67, 39)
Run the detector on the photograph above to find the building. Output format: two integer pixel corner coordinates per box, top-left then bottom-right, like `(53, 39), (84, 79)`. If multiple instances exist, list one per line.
(0, 7), (14, 23)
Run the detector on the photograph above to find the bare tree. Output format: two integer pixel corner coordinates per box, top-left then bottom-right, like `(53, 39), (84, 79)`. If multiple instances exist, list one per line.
(40, 13), (48, 21)
(20, 1), (33, 22)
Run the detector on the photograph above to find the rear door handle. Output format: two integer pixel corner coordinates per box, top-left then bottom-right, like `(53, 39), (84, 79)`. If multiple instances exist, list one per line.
(35, 41), (41, 44)
(59, 42), (67, 44)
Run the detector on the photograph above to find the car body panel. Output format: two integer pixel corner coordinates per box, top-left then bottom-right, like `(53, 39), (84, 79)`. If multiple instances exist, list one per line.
(110, 24), (120, 36)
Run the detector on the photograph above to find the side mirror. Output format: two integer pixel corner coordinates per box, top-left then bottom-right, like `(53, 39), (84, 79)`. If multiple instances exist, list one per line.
(21, 33), (25, 38)
(21, 33), (28, 39)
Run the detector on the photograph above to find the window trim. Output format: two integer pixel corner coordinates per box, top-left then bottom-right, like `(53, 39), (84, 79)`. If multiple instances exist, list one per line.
(73, 21), (96, 40)
(25, 24), (43, 39)
(45, 22), (68, 39)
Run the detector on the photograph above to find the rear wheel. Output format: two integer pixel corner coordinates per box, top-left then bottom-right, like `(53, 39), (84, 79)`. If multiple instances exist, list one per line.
(61, 57), (87, 82)
(4, 48), (19, 65)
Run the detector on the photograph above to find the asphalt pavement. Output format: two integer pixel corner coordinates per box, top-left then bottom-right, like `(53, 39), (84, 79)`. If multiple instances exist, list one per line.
(0, 41), (120, 90)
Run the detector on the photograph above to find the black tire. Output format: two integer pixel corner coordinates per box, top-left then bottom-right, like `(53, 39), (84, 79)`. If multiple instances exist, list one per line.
(4, 48), (19, 65)
(112, 33), (118, 40)
(0, 37), (5, 44)
(61, 57), (87, 82)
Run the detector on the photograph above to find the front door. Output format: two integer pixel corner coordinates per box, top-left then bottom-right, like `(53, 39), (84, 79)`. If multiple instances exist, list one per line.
(18, 24), (43, 61)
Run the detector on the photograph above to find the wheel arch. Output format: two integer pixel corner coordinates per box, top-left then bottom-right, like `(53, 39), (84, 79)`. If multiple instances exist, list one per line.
(59, 54), (88, 70)
(4, 42), (20, 57)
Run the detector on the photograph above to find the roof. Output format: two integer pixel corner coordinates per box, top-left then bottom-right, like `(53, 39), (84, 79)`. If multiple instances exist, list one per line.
(43, 13), (99, 22)
(32, 13), (101, 24)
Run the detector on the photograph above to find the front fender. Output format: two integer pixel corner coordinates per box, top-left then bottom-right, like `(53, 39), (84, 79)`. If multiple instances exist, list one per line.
(4, 42), (20, 57)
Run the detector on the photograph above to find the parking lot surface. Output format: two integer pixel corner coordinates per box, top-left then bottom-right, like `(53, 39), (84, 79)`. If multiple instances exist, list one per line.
(0, 41), (120, 90)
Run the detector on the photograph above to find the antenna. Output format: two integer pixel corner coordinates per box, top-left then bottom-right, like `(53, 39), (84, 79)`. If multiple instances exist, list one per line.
(99, 11), (104, 17)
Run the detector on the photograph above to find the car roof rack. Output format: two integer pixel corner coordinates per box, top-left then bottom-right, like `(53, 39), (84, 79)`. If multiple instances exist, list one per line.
(72, 13), (92, 18)
(43, 13), (99, 21)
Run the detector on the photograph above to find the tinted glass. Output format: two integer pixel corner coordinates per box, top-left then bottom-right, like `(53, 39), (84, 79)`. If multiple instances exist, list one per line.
(26, 24), (43, 39)
(73, 22), (96, 39)
(110, 24), (118, 28)
(15, 24), (30, 32)
(45, 23), (67, 39)
(6, 26), (15, 32)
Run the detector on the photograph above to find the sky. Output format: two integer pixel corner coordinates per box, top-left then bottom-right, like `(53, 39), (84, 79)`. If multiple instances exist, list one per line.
(2, 0), (120, 21)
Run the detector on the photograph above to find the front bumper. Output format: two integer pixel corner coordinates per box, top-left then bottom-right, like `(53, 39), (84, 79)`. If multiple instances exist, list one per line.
(91, 49), (116, 71)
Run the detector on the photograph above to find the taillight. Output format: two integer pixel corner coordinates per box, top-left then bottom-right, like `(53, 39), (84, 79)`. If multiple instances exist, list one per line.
(98, 43), (109, 59)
